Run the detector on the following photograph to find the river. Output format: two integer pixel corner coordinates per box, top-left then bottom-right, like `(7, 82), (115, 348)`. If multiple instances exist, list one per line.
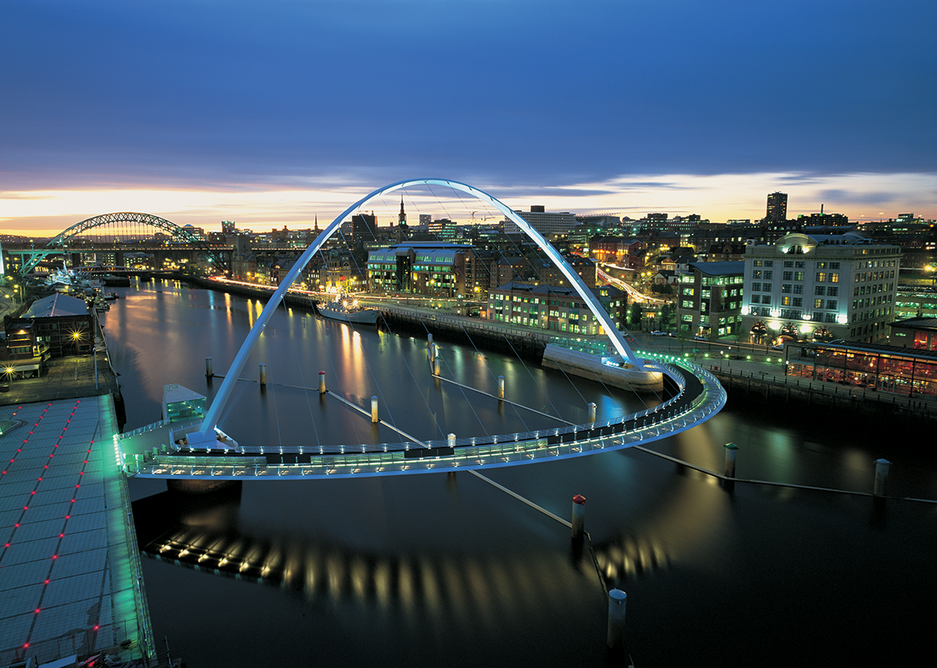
(101, 279), (936, 667)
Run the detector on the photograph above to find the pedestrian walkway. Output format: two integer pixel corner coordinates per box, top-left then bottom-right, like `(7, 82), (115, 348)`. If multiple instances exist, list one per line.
(0, 395), (153, 666)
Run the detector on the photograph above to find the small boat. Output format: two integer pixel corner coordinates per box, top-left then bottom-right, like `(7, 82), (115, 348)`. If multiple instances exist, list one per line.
(315, 294), (379, 324)
(103, 292), (119, 300)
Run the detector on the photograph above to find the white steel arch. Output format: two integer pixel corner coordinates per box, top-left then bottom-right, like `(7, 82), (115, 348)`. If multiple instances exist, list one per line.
(191, 179), (646, 444)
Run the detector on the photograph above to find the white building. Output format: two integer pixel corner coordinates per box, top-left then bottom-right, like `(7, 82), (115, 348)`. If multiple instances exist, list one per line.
(740, 232), (900, 344)
(503, 206), (579, 236)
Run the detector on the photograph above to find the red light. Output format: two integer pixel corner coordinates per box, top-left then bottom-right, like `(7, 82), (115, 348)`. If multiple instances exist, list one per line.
(14, 523), (19, 527)
(51, 555), (57, 559)
(35, 608), (40, 614)
(94, 624), (99, 631)
(44, 579), (49, 584)
(30, 491), (35, 495)
(4, 543), (9, 548)
(59, 533), (64, 538)
(65, 515), (70, 519)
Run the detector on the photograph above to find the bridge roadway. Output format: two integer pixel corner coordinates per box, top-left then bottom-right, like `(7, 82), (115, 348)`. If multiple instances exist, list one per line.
(121, 353), (725, 481)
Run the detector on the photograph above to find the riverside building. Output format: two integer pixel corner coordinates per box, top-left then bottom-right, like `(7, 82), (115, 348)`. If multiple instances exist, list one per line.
(740, 232), (901, 345)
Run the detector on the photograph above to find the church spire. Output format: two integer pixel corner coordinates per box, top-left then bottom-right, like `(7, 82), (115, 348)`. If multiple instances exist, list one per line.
(398, 195), (406, 227)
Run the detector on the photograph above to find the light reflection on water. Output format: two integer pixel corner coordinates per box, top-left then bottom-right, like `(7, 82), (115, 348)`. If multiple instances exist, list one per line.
(111, 280), (937, 668)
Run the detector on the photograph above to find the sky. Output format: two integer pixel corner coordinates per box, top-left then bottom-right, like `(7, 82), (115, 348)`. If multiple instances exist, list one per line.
(2, 0), (936, 236)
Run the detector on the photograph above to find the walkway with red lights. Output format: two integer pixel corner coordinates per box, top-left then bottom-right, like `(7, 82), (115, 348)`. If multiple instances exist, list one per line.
(0, 396), (153, 666)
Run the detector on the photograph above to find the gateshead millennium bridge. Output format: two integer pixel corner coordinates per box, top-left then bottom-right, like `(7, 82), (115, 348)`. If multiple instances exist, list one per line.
(117, 179), (727, 479)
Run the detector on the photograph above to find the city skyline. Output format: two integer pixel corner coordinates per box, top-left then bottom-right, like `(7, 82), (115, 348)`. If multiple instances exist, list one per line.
(2, 0), (935, 236)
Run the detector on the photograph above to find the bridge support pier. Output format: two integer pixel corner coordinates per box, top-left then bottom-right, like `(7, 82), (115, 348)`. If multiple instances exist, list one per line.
(371, 396), (379, 423)
(319, 370), (326, 394)
(498, 375), (505, 400)
(588, 402), (596, 424)
(205, 357), (212, 378)
(259, 363), (266, 387)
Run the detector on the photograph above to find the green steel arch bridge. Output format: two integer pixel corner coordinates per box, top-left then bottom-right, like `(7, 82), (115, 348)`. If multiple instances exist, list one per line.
(14, 212), (228, 275)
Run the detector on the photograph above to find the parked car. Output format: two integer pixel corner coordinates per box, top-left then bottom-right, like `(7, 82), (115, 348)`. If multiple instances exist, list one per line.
(650, 330), (666, 336)
(692, 334), (707, 341)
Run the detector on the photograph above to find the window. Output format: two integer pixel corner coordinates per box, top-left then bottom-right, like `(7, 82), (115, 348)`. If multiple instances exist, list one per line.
(815, 286), (826, 296)
(784, 261), (793, 268)
(754, 260), (763, 267)
(783, 271), (793, 281)
(753, 270), (762, 279)
(793, 285), (803, 294)
(781, 284), (792, 293)
(795, 261), (805, 268)
(781, 296), (791, 306)
(830, 273), (839, 283)
(827, 300), (838, 310)
(762, 283), (772, 292)
(814, 298), (823, 308)
(765, 261), (774, 267)
(830, 262), (840, 269)
(764, 271), (773, 279)
(828, 287), (838, 296)
(816, 272), (827, 282)
(793, 297), (803, 307)
(795, 272), (805, 281)
(751, 282), (761, 291)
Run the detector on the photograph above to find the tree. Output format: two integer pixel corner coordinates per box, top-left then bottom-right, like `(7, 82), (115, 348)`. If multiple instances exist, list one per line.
(629, 302), (644, 329)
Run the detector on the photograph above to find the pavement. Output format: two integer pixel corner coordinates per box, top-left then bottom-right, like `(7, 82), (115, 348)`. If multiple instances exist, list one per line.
(0, 353), (119, 408)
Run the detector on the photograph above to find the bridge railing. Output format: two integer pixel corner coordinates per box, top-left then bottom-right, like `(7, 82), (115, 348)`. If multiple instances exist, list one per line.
(123, 356), (726, 479)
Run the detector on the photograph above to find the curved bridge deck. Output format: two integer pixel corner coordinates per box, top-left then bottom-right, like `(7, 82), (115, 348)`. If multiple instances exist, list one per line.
(121, 355), (725, 480)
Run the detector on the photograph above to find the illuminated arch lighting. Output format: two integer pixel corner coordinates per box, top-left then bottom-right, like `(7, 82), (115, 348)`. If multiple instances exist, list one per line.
(193, 178), (652, 442)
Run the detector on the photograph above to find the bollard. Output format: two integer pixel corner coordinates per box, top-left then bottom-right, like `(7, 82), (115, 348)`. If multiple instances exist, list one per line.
(205, 357), (212, 377)
(571, 494), (586, 539)
(873, 458), (891, 496)
(588, 402), (596, 424)
(318, 370), (326, 394)
(259, 363), (266, 387)
(448, 433), (456, 448)
(606, 589), (627, 649)
(371, 396), (378, 423)
(498, 375), (505, 400)
(724, 442), (738, 478)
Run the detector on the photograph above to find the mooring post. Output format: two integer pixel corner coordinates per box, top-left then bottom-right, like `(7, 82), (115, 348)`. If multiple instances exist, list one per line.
(205, 357), (212, 378)
(498, 375), (505, 400)
(588, 402), (597, 424)
(571, 494), (586, 539)
(606, 589), (627, 650)
(724, 442), (738, 478)
(447, 433), (456, 448)
(873, 458), (891, 496)
(433, 356), (440, 376)
(318, 370), (326, 394)
(371, 396), (378, 423)
(428, 342), (436, 362)
(259, 363), (266, 387)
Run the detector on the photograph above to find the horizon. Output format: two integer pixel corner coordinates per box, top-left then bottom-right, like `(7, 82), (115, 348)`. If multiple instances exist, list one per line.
(3, 1), (935, 236)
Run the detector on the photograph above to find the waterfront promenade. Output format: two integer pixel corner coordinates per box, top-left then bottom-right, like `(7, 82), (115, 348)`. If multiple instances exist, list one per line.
(0, 331), (152, 664)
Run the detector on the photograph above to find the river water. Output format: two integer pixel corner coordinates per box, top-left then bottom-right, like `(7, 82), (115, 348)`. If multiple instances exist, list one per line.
(102, 279), (936, 667)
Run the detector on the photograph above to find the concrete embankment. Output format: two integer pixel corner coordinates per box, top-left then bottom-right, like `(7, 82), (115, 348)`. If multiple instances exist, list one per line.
(542, 344), (664, 393)
(712, 366), (937, 423)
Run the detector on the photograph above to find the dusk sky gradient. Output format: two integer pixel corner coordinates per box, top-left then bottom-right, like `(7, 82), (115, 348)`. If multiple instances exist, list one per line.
(2, 0), (935, 235)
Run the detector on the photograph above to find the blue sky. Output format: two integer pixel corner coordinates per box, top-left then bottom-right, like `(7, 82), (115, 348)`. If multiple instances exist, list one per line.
(2, 0), (935, 234)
